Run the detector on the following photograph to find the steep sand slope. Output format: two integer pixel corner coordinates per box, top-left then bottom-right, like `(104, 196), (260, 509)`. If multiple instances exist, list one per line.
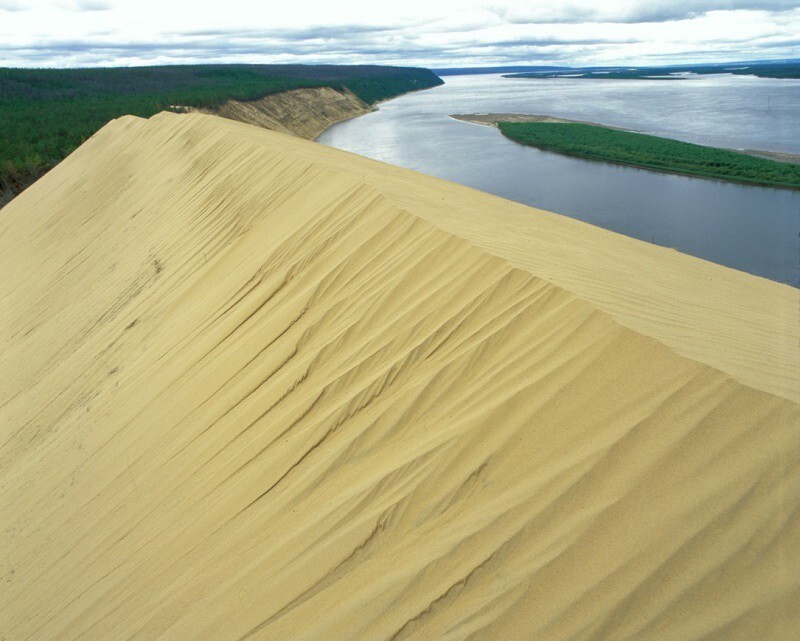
(0, 112), (797, 641)
(186, 86), (371, 139)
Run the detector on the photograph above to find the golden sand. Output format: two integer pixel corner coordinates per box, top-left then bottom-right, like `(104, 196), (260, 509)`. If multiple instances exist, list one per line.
(1, 112), (797, 640)
(185, 86), (371, 140)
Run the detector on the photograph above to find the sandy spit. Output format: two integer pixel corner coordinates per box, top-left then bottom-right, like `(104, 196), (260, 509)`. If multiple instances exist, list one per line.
(0, 112), (797, 641)
(450, 112), (633, 130)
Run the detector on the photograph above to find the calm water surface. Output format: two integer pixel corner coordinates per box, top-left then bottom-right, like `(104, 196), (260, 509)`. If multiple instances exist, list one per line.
(319, 74), (800, 286)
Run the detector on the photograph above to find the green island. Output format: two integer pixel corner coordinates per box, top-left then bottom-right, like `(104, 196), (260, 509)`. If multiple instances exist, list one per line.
(0, 64), (442, 203)
(497, 121), (800, 189)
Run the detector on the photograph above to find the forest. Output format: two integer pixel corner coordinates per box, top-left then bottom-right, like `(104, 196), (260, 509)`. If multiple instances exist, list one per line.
(0, 64), (443, 203)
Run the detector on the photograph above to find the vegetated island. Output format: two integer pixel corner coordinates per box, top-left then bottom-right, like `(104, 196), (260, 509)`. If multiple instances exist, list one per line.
(451, 114), (800, 189)
(0, 64), (443, 205)
(502, 60), (800, 80)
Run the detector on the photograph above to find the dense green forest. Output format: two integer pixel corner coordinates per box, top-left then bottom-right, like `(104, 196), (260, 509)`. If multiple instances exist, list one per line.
(503, 61), (800, 80)
(0, 64), (443, 203)
(497, 122), (800, 189)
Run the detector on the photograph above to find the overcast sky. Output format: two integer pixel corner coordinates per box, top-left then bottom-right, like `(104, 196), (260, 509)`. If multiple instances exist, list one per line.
(1, 0), (798, 68)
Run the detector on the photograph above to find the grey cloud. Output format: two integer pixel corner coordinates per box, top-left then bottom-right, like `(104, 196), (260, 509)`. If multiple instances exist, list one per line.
(0, 35), (455, 62)
(0, 0), (27, 11)
(0, 30), (783, 61)
(179, 24), (406, 41)
(471, 37), (642, 49)
(761, 36), (800, 47)
(70, 0), (113, 11)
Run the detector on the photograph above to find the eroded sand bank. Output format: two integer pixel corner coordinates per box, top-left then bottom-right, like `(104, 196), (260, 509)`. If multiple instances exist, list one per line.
(1, 112), (797, 640)
(183, 86), (373, 140)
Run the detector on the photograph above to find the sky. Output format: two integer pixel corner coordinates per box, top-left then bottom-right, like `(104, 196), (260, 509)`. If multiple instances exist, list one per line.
(0, 0), (798, 69)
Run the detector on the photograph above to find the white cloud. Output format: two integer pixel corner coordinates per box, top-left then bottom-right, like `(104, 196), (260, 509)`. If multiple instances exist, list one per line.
(71, 0), (113, 10)
(0, 0), (27, 11)
(0, 0), (797, 67)
(490, 0), (800, 24)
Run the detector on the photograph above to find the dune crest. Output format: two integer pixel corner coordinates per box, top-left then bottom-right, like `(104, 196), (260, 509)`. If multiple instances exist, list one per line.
(1, 112), (797, 640)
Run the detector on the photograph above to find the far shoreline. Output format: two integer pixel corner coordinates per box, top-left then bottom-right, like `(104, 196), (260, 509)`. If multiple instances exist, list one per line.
(449, 113), (800, 166)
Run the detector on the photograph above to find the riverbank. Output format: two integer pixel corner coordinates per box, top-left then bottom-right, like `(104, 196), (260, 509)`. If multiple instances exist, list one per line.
(451, 112), (631, 129)
(451, 113), (800, 189)
(183, 87), (373, 140)
(0, 64), (443, 207)
(320, 76), (799, 284)
(188, 81), (446, 142)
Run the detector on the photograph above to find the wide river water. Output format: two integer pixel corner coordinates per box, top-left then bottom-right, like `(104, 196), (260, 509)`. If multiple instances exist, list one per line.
(318, 73), (800, 286)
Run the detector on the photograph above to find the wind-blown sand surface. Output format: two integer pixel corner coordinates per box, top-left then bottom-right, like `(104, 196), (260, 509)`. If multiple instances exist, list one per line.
(1, 112), (798, 640)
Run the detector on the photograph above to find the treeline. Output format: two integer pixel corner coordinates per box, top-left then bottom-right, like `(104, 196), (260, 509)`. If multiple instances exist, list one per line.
(0, 64), (443, 203)
(497, 122), (800, 189)
(503, 61), (800, 80)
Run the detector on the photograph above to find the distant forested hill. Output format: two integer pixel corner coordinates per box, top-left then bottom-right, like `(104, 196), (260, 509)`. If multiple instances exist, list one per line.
(0, 64), (443, 204)
(503, 60), (800, 80)
(434, 66), (568, 76)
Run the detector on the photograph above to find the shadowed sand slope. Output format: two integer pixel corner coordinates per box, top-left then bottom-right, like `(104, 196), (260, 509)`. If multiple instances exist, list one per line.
(0, 112), (797, 641)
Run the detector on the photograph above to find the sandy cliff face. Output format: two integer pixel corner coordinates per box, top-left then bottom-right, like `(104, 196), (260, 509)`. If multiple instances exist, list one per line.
(1, 112), (798, 641)
(187, 86), (372, 139)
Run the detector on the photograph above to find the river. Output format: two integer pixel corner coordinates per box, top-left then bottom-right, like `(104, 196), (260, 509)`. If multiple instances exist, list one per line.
(318, 73), (800, 286)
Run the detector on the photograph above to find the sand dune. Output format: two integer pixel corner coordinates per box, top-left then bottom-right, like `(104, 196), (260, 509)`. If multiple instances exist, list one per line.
(1, 112), (797, 640)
